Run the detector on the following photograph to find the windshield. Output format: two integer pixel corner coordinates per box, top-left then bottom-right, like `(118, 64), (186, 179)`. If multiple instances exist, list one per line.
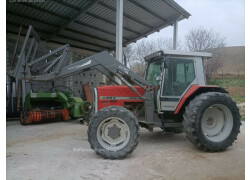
(145, 59), (163, 86)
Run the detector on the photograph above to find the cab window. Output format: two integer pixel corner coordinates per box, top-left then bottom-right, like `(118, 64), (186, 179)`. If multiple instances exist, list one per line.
(162, 58), (195, 96)
(145, 59), (162, 86)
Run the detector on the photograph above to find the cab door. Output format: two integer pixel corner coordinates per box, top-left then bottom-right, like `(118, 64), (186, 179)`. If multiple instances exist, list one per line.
(160, 57), (196, 111)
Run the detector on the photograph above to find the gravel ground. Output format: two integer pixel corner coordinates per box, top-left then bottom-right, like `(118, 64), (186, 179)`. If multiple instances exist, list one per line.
(6, 120), (245, 180)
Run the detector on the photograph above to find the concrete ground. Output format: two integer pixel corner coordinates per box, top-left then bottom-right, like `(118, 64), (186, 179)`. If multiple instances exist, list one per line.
(7, 120), (245, 180)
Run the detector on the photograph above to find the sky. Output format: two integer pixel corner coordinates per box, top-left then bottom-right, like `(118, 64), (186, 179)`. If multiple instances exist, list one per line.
(146, 0), (245, 47)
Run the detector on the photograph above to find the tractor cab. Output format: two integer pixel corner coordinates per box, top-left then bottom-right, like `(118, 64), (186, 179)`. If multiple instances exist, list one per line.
(144, 50), (212, 112)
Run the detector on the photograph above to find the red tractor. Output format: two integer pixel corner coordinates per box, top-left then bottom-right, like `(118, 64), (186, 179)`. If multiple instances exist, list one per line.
(87, 50), (241, 159)
(10, 27), (241, 159)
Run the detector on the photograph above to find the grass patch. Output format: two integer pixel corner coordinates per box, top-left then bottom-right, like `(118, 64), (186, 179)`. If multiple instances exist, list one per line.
(231, 95), (245, 121)
(209, 75), (245, 121)
(231, 96), (245, 104)
(209, 75), (245, 88)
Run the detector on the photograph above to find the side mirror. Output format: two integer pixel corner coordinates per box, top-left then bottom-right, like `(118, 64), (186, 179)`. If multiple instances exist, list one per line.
(164, 56), (170, 68)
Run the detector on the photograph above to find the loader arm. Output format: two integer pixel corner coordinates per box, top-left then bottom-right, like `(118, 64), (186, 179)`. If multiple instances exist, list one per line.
(28, 51), (151, 100)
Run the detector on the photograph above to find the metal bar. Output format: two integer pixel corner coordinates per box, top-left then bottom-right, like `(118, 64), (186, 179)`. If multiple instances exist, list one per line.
(98, 1), (153, 29)
(10, 25), (22, 70)
(21, 79), (26, 107)
(31, 59), (51, 73)
(17, 79), (21, 110)
(26, 37), (35, 63)
(127, 0), (167, 22)
(13, 26), (32, 77)
(173, 20), (178, 50)
(54, 48), (69, 74)
(116, 0), (123, 63)
(48, 0), (99, 40)
(115, 0), (123, 85)
(43, 56), (61, 73)
(31, 42), (38, 62)
(116, 73), (145, 100)
(30, 26), (40, 41)
(29, 45), (68, 66)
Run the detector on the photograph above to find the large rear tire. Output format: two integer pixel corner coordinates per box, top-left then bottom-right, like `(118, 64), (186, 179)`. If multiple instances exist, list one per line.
(183, 92), (241, 151)
(88, 106), (140, 159)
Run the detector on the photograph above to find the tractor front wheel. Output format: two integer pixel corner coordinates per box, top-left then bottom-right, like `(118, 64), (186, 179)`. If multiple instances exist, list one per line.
(183, 92), (241, 151)
(88, 106), (140, 159)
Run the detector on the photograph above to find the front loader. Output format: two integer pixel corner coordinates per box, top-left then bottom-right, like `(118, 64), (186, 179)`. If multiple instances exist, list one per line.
(9, 26), (241, 159)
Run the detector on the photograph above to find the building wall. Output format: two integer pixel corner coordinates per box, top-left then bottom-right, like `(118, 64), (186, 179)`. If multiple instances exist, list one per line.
(6, 33), (106, 99)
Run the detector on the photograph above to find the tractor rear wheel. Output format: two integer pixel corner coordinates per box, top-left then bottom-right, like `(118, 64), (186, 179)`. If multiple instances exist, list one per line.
(88, 106), (140, 159)
(183, 92), (241, 151)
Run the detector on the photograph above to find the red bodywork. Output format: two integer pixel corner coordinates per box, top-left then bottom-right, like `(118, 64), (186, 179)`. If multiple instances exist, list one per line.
(97, 85), (222, 114)
(174, 85), (222, 114)
(97, 86), (144, 110)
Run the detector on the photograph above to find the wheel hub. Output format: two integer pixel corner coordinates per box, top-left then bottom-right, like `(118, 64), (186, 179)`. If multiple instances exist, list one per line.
(108, 125), (121, 139)
(201, 104), (233, 142)
(97, 117), (130, 151)
(206, 117), (215, 126)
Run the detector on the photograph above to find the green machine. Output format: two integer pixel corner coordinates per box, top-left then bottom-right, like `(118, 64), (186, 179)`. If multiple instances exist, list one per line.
(20, 87), (92, 125)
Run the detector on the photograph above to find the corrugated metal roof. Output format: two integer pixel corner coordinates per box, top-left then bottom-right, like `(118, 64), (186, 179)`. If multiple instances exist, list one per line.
(6, 0), (191, 52)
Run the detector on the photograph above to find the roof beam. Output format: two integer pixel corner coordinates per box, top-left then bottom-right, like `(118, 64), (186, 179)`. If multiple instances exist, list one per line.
(7, 22), (50, 37)
(127, 0), (167, 22)
(7, 30), (100, 53)
(48, 0), (99, 40)
(49, 40), (100, 53)
(9, 1), (131, 41)
(74, 20), (129, 41)
(7, 11), (59, 29)
(65, 28), (115, 44)
(7, 21), (113, 45)
(123, 17), (180, 47)
(7, 24), (108, 51)
(51, 0), (140, 35)
(98, 1), (153, 29)
(8, 3), (117, 43)
(85, 12), (140, 35)
(52, 0), (81, 11)
(7, 10), (117, 43)
(162, 0), (190, 19)
(17, 2), (69, 20)
(56, 35), (109, 49)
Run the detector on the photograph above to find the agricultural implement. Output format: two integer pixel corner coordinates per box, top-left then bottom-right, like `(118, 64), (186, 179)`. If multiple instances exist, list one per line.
(20, 90), (91, 125)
